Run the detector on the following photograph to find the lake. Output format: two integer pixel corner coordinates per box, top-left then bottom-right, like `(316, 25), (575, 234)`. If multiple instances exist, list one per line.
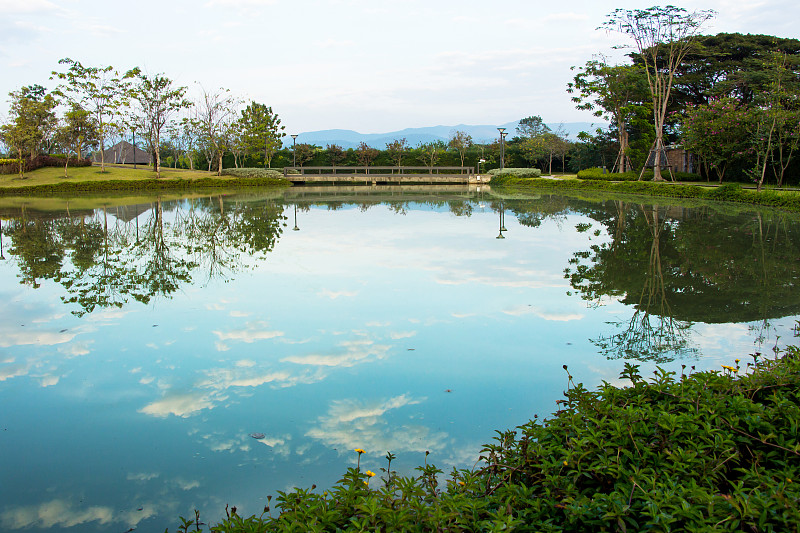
(1, 185), (799, 532)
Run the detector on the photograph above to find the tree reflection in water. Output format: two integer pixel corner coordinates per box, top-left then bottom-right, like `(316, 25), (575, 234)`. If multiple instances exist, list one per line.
(1, 196), (286, 316)
(564, 199), (800, 362)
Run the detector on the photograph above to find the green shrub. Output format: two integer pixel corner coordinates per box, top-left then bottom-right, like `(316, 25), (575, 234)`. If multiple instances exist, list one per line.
(220, 168), (285, 179)
(487, 167), (542, 178)
(167, 345), (800, 532)
(577, 168), (639, 181)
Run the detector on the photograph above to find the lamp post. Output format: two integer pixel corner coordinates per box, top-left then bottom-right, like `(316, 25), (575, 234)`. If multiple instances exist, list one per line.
(291, 134), (298, 167)
(0, 219), (4, 260)
(478, 158), (485, 176)
(497, 127), (507, 169)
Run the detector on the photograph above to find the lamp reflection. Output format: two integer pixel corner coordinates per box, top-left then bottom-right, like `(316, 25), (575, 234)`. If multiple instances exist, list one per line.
(496, 203), (507, 239)
(293, 204), (300, 231)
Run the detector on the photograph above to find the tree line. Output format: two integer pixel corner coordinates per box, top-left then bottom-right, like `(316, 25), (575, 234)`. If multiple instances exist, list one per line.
(2, 9), (799, 186)
(0, 58), (286, 179)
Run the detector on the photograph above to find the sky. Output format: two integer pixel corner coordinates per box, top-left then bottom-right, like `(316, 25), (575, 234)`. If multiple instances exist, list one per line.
(0, 0), (798, 134)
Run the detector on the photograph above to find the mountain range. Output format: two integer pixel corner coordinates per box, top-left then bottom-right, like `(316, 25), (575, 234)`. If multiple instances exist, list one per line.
(285, 121), (606, 149)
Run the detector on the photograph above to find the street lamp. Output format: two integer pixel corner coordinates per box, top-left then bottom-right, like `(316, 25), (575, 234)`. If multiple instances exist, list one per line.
(291, 134), (298, 167)
(478, 158), (486, 176)
(132, 127), (137, 170)
(497, 127), (507, 170)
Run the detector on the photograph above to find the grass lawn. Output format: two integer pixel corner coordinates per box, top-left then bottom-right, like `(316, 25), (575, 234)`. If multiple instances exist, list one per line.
(0, 164), (219, 189)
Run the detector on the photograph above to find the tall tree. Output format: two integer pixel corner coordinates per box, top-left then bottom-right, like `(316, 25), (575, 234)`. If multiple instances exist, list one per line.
(386, 138), (409, 167)
(0, 86), (58, 177)
(56, 103), (99, 177)
(131, 73), (190, 178)
(515, 116), (550, 139)
(568, 60), (649, 172)
(51, 58), (138, 173)
(195, 87), (239, 175)
(448, 130), (473, 167)
(603, 6), (714, 180)
(238, 101), (285, 168)
(417, 140), (446, 172)
(326, 143), (346, 167)
(355, 141), (379, 168)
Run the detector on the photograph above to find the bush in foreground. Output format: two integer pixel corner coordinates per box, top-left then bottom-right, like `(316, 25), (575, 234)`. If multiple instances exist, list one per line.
(169, 344), (800, 532)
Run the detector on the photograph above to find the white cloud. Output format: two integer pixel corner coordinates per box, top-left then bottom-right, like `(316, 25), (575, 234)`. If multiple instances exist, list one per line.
(0, 0), (61, 14)
(213, 321), (284, 343)
(39, 375), (59, 387)
(1, 500), (113, 530)
(389, 331), (417, 340)
(0, 362), (31, 382)
(58, 341), (92, 358)
(139, 392), (215, 418)
(281, 339), (390, 368)
(502, 305), (584, 322)
(318, 289), (358, 299)
(127, 472), (160, 481)
(306, 395), (448, 455)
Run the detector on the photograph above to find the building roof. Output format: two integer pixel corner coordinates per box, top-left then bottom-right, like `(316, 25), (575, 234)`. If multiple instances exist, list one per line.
(93, 141), (150, 165)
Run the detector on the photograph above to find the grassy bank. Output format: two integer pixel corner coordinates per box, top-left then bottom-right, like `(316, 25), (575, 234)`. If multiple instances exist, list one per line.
(0, 165), (291, 195)
(488, 176), (800, 213)
(169, 345), (800, 532)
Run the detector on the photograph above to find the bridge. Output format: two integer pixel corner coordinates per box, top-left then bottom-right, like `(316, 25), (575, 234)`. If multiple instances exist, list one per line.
(282, 166), (481, 184)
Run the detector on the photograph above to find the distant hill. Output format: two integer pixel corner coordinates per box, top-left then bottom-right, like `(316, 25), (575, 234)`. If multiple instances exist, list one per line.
(285, 121), (607, 149)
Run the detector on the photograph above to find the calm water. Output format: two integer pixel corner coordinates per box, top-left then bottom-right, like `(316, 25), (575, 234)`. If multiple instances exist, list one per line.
(1, 186), (799, 532)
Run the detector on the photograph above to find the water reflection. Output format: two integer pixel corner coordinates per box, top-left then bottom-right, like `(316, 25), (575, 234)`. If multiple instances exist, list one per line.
(1, 196), (285, 315)
(564, 200), (800, 361)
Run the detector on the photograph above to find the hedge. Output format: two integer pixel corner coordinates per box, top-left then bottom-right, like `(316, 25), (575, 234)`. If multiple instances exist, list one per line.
(577, 167), (703, 182)
(220, 168), (286, 179)
(0, 154), (93, 175)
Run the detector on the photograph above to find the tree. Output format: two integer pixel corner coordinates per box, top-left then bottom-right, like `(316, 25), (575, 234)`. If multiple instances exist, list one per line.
(603, 6), (714, 180)
(516, 116), (550, 139)
(56, 103), (99, 177)
(417, 140), (445, 172)
(0, 86), (58, 177)
(355, 141), (379, 168)
(448, 130), (473, 167)
(238, 101), (285, 168)
(293, 143), (315, 167)
(195, 86), (239, 175)
(386, 138), (409, 167)
(326, 144), (346, 167)
(680, 98), (750, 182)
(131, 73), (190, 178)
(568, 60), (649, 172)
(52, 58), (138, 173)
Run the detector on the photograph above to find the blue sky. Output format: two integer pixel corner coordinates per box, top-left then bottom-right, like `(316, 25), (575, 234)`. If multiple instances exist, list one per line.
(1, 0), (797, 134)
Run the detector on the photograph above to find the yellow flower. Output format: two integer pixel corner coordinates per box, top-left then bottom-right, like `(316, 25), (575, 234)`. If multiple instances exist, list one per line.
(563, 461), (568, 466)
(354, 448), (365, 454)
(721, 365), (738, 372)
(788, 478), (793, 484)
(458, 481), (466, 486)
(365, 470), (375, 477)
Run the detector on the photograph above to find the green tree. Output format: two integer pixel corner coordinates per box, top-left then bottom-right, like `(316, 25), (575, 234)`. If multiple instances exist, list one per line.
(0, 85), (58, 177)
(568, 60), (649, 172)
(238, 101), (285, 168)
(448, 130), (473, 167)
(386, 138), (409, 167)
(131, 73), (190, 178)
(326, 143), (346, 167)
(416, 140), (445, 172)
(680, 98), (751, 182)
(196, 87), (239, 175)
(603, 6), (715, 180)
(56, 103), (99, 177)
(355, 141), (379, 168)
(515, 116), (550, 139)
(293, 143), (315, 167)
(51, 58), (138, 173)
